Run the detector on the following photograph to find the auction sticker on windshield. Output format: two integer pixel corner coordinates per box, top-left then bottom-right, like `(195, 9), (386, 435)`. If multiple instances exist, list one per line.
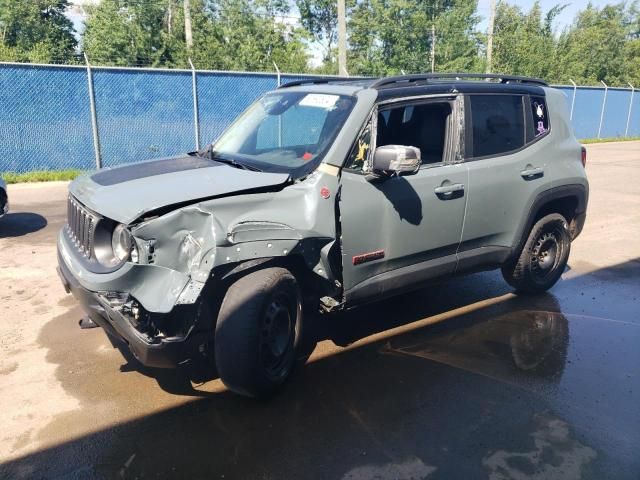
(299, 94), (340, 109)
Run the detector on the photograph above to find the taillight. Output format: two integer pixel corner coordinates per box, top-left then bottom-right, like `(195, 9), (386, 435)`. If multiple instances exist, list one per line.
(581, 146), (587, 167)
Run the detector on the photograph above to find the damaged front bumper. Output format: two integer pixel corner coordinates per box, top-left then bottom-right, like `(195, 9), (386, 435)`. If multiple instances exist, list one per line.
(57, 231), (207, 368)
(57, 228), (197, 313)
(57, 253), (209, 368)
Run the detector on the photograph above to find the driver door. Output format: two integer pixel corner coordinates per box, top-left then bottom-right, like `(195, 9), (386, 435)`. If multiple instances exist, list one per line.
(339, 97), (468, 305)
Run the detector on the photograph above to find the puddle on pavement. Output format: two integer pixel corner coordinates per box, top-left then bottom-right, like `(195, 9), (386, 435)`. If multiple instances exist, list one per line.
(383, 308), (571, 389)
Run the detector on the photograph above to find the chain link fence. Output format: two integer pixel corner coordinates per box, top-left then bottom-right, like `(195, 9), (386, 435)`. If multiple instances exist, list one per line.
(0, 64), (94, 172)
(1, 62), (638, 173)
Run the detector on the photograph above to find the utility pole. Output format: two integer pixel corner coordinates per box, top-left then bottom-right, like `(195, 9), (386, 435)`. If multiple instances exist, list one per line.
(184, 0), (193, 50)
(486, 0), (496, 73)
(337, 0), (348, 76)
(430, 1), (438, 73)
(430, 24), (436, 73)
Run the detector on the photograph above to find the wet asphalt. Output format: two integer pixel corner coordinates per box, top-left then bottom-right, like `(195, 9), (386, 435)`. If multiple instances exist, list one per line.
(0, 143), (639, 479)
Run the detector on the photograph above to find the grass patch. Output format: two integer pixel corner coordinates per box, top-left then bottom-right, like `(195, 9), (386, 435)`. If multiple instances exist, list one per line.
(580, 136), (640, 144)
(1, 169), (84, 184)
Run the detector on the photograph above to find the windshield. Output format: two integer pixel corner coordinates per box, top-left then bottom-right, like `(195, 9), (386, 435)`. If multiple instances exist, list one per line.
(207, 91), (356, 174)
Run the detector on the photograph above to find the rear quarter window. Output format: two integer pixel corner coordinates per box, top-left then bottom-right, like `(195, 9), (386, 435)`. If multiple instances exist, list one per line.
(530, 96), (550, 139)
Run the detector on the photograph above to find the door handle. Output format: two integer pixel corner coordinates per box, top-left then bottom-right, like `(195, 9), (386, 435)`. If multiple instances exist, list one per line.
(520, 166), (544, 179)
(434, 183), (465, 199)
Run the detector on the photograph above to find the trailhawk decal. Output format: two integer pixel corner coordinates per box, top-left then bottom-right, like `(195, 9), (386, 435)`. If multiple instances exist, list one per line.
(353, 249), (385, 265)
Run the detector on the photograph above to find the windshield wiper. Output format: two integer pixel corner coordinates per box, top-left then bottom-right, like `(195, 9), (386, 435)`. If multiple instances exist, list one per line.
(209, 151), (262, 172)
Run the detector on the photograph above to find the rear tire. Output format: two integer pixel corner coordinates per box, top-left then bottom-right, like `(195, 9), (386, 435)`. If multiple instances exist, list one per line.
(215, 267), (302, 398)
(502, 213), (571, 294)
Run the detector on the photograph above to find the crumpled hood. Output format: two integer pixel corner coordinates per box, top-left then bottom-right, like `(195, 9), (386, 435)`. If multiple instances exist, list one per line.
(69, 155), (290, 224)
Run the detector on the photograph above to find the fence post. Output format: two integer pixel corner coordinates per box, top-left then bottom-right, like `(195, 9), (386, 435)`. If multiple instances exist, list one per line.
(189, 58), (200, 151)
(597, 80), (608, 139)
(625, 83), (635, 138)
(84, 54), (102, 169)
(569, 79), (577, 121)
(273, 61), (281, 87)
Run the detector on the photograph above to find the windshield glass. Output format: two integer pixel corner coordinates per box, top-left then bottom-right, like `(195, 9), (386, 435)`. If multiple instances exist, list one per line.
(208, 91), (356, 174)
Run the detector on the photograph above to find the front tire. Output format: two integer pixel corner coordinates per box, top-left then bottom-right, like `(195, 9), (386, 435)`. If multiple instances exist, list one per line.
(502, 213), (571, 293)
(215, 267), (302, 398)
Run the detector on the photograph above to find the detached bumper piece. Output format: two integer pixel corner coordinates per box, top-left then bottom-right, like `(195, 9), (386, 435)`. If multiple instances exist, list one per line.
(57, 255), (198, 368)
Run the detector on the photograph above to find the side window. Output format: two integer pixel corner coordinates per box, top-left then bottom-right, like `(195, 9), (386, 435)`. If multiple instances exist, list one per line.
(469, 95), (525, 158)
(378, 102), (451, 165)
(530, 96), (549, 138)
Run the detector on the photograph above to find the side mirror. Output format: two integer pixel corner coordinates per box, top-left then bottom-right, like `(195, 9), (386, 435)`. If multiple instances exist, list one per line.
(370, 145), (421, 177)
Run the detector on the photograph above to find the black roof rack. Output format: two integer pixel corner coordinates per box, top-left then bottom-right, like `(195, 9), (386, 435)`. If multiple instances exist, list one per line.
(278, 77), (371, 89)
(370, 73), (548, 89)
(277, 73), (547, 91)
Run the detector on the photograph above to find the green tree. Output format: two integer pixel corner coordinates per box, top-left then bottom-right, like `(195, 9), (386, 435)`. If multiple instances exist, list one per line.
(0, 0), (77, 63)
(349, 0), (430, 75)
(491, 1), (564, 80)
(190, 0), (309, 72)
(296, 0), (339, 64)
(625, 2), (640, 85)
(83, 0), (308, 72)
(434, 0), (484, 72)
(348, 0), (482, 75)
(83, 0), (186, 67)
(553, 3), (629, 85)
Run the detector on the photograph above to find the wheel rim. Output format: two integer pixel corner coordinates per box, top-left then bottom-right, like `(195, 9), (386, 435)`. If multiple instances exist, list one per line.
(259, 293), (295, 379)
(530, 229), (563, 282)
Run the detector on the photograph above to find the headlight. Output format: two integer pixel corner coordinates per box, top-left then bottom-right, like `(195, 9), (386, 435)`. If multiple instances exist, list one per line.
(112, 224), (133, 263)
(93, 221), (139, 268)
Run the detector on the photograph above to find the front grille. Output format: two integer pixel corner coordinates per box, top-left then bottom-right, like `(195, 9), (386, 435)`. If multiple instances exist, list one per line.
(67, 196), (99, 258)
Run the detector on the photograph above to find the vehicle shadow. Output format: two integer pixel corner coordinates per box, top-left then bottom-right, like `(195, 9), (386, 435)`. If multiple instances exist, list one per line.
(372, 175), (423, 225)
(116, 343), (218, 397)
(9, 260), (640, 479)
(103, 255), (640, 402)
(114, 270), (515, 397)
(0, 212), (48, 238)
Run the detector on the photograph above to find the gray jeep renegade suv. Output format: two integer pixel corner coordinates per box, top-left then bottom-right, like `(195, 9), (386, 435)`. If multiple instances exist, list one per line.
(57, 73), (588, 397)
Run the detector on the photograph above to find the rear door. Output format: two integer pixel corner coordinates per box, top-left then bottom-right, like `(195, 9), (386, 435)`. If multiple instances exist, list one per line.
(339, 96), (468, 303)
(458, 93), (552, 266)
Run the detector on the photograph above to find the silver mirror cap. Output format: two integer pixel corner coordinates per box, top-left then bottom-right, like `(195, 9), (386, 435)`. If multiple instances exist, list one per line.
(371, 145), (421, 176)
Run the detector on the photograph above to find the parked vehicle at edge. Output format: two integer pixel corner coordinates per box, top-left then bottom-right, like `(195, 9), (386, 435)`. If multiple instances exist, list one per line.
(0, 178), (8, 218)
(57, 73), (589, 398)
